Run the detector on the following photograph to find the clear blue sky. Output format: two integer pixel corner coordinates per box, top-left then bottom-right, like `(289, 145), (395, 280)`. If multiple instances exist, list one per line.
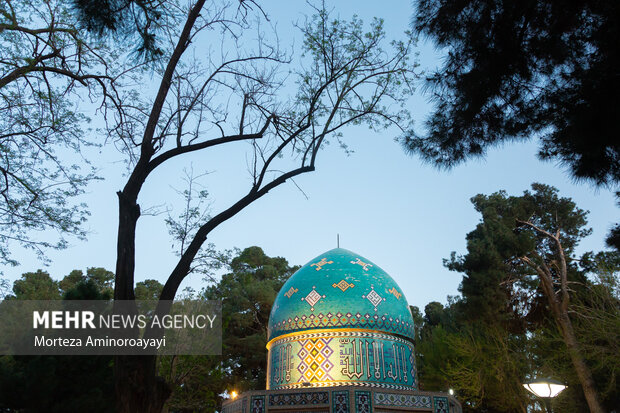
(5, 1), (618, 310)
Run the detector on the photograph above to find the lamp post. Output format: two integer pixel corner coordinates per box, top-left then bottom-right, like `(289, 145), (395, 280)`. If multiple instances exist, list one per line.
(523, 378), (567, 413)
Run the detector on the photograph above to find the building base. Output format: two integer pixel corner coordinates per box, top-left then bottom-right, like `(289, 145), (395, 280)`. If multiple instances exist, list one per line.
(222, 387), (461, 413)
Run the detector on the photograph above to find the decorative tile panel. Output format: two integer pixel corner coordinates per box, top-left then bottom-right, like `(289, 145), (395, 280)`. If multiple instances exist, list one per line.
(296, 338), (335, 382)
(333, 279), (355, 292)
(374, 392), (431, 408)
(268, 330), (417, 390)
(388, 287), (401, 299)
(270, 311), (414, 339)
(332, 390), (350, 413)
(301, 286), (325, 311)
(268, 249), (417, 342)
(250, 395), (264, 413)
(434, 396), (449, 413)
(268, 391), (328, 406)
(355, 390), (372, 413)
(311, 257), (333, 271)
(350, 258), (373, 271)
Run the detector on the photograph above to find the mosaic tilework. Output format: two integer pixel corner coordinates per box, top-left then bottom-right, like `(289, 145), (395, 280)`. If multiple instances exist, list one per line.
(250, 395), (265, 413)
(223, 396), (247, 413)
(333, 279), (355, 291)
(284, 287), (298, 298)
(270, 311), (414, 339)
(286, 409), (330, 413)
(268, 248), (417, 343)
(355, 390), (372, 413)
(270, 343), (293, 386)
(272, 381), (414, 390)
(332, 390), (350, 413)
(434, 396), (449, 413)
(268, 330), (417, 390)
(374, 392), (432, 408)
(297, 338), (334, 382)
(311, 257), (333, 271)
(363, 286), (385, 311)
(388, 287), (401, 299)
(301, 287), (326, 311)
(350, 258), (373, 271)
(268, 391), (328, 406)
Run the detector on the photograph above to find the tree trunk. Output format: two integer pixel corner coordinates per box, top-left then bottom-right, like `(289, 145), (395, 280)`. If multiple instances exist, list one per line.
(114, 191), (139, 301)
(114, 189), (171, 412)
(554, 311), (605, 413)
(115, 355), (170, 413)
(518, 223), (606, 413)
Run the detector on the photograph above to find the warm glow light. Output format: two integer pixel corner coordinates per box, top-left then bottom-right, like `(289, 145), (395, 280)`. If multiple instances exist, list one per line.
(449, 389), (454, 396)
(231, 391), (238, 400)
(523, 379), (567, 398)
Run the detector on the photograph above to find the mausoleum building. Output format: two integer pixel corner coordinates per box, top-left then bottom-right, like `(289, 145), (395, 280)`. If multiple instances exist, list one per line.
(222, 248), (461, 413)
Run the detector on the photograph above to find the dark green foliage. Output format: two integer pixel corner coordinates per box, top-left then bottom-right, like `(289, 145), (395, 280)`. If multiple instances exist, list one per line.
(8, 267), (115, 300)
(415, 301), (530, 413)
(447, 183), (589, 327)
(11, 270), (60, 300)
(416, 184), (619, 412)
(63, 278), (113, 300)
(60, 267), (115, 298)
(71, 0), (165, 59)
(202, 246), (298, 392)
(135, 279), (164, 300)
(605, 192), (620, 252)
(607, 224), (620, 252)
(407, 0), (620, 187)
(160, 247), (297, 411)
(159, 355), (224, 413)
(0, 267), (115, 412)
(0, 354), (114, 412)
(409, 305), (424, 343)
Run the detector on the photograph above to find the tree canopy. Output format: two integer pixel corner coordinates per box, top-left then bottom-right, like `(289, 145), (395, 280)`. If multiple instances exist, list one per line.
(421, 184), (620, 412)
(0, 0), (120, 267)
(70, 0), (168, 59)
(101, 1), (417, 409)
(202, 246), (297, 392)
(0, 266), (115, 412)
(156, 246), (296, 412)
(406, 0), (620, 187)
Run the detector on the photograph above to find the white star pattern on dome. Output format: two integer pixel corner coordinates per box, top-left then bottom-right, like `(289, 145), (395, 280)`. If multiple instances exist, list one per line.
(362, 286), (386, 311)
(301, 287), (325, 311)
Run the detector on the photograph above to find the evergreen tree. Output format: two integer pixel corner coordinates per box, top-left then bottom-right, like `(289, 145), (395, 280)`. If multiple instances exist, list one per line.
(0, 267), (115, 412)
(11, 270), (60, 300)
(202, 246), (297, 392)
(417, 184), (618, 412)
(159, 246), (297, 412)
(406, 0), (620, 187)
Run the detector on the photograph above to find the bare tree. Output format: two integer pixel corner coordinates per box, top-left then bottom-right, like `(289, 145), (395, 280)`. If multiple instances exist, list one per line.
(108, 1), (416, 410)
(518, 221), (605, 413)
(0, 0), (121, 266)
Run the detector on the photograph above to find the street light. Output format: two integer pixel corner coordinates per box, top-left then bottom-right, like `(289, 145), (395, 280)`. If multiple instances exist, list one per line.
(523, 378), (567, 413)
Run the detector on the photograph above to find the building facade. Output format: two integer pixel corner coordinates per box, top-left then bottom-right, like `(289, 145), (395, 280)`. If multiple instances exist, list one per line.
(222, 248), (461, 413)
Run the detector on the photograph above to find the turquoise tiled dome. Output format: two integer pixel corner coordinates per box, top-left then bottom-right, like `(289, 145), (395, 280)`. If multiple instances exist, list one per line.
(267, 248), (415, 342)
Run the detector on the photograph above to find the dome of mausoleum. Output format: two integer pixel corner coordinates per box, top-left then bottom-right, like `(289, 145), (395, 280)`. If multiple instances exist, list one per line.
(266, 248), (417, 390)
(268, 248), (414, 341)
